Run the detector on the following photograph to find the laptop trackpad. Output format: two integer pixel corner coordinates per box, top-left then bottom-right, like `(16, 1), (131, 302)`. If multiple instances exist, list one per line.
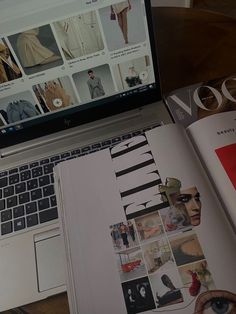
(34, 230), (66, 292)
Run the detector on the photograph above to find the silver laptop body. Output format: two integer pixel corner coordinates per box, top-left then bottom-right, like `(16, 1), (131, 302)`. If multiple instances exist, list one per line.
(0, 0), (171, 310)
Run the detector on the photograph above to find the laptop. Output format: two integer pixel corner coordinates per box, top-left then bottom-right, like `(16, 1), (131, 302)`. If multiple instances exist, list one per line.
(0, 0), (172, 310)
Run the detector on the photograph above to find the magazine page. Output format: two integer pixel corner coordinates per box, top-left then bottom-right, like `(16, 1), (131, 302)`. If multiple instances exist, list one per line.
(187, 111), (236, 231)
(165, 74), (236, 127)
(55, 123), (236, 314)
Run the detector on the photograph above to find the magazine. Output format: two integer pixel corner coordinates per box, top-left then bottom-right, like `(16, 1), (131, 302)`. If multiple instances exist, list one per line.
(54, 111), (236, 314)
(164, 74), (236, 127)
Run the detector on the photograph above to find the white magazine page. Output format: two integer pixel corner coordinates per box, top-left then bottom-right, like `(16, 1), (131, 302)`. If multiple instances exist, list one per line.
(187, 111), (236, 231)
(55, 123), (236, 314)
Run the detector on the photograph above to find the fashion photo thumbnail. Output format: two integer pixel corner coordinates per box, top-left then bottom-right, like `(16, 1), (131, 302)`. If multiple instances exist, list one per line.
(72, 64), (115, 102)
(99, 0), (146, 51)
(113, 56), (152, 91)
(8, 25), (63, 75)
(33, 76), (78, 113)
(0, 91), (41, 125)
(54, 11), (104, 60)
(0, 38), (22, 85)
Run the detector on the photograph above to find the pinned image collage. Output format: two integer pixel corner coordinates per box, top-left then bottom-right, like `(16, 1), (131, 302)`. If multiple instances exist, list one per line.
(0, 1), (152, 127)
(110, 177), (216, 313)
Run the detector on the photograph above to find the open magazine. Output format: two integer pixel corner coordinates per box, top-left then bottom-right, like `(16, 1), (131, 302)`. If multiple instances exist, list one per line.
(164, 74), (236, 127)
(54, 111), (236, 314)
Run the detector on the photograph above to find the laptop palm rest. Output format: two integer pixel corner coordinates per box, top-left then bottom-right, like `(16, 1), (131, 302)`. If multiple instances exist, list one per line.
(0, 226), (66, 311)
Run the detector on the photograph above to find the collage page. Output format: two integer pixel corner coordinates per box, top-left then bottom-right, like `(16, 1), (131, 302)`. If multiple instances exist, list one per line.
(55, 123), (236, 314)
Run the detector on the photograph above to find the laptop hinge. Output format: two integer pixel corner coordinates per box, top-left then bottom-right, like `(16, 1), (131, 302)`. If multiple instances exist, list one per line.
(0, 111), (142, 158)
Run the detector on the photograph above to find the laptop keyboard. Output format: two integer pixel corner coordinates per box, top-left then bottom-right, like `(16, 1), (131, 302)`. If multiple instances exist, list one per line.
(0, 125), (158, 237)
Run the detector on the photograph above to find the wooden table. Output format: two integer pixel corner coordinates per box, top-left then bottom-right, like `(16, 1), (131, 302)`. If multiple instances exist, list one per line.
(5, 7), (236, 314)
(153, 7), (236, 94)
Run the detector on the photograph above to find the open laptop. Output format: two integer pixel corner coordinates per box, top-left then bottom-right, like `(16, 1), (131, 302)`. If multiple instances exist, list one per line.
(0, 0), (172, 310)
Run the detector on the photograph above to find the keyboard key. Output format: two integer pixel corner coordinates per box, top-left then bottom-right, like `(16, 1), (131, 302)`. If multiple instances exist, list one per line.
(61, 152), (70, 158)
(31, 189), (42, 201)
(39, 175), (50, 187)
(3, 186), (14, 198)
(9, 168), (18, 174)
(32, 167), (43, 178)
(0, 199), (5, 211)
(38, 198), (50, 211)
(27, 179), (38, 190)
(102, 140), (111, 147)
(20, 170), (31, 181)
(39, 207), (58, 223)
(27, 214), (38, 227)
(43, 163), (54, 174)
(112, 137), (121, 143)
(50, 174), (54, 184)
(13, 205), (25, 218)
(122, 133), (132, 140)
(19, 165), (28, 171)
(7, 196), (17, 208)
(0, 177), (8, 188)
(71, 149), (80, 156)
(0, 171), (7, 177)
(40, 158), (49, 165)
(81, 146), (91, 153)
(43, 185), (54, 197)
(1, 221), (13, 235)
(9, 174), (20, 185)
(92, 143), (101, 149)
(19, 192), (30, 204)
(15, 182), (26, 194)
(14, 217), (25, 231)
(50, 156), (60, 162)
(1, 209), (12, 222)
(30, 162), (39, 168)
(50, 195), (57, 207)
(26, 202), (37, 214)
(0, 189), (2, 199)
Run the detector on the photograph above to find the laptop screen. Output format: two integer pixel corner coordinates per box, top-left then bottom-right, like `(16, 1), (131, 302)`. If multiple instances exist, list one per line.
(0, 0), (161, 148)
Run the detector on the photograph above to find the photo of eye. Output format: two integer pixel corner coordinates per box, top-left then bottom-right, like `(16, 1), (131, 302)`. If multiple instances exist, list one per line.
(194, 290), (236, 314)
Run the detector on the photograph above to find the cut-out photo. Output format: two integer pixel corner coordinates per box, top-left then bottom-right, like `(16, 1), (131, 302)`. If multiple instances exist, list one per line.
(134, 211), (164, 243)
(8, 25), (63, 75)
(0, 38), (22, 84)
(113, 56), (153, 91)
(116, 246), (147, 282)
(194, 290), (236, 314)
(54, 11), (104, 60)
(169, 230), (205, 266)
(178, 260), (215, 296)
(33, 76), (78, 113)
(73, 64), (115, 102)
(142, 237), (174, 274)
(158, 177), (201, 230)
(0, 90), (41, 124)
(122, 277), (156, 313)
(149, 267), (184, 309)
(110, 221), (139, 251)
(99, 0), (146, 51)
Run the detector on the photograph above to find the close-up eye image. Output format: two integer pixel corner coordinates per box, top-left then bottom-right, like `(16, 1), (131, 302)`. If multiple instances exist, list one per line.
(194, 290), (236, 314)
